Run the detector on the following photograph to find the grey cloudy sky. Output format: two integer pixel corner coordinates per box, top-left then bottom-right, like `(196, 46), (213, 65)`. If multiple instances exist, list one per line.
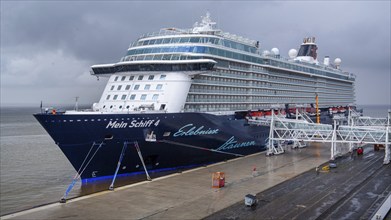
(1, 1), (390, 107)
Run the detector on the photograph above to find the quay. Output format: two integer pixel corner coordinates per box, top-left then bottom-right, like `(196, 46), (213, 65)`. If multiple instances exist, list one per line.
(207, 146), (390, 219)
(2, 143), (389, 219)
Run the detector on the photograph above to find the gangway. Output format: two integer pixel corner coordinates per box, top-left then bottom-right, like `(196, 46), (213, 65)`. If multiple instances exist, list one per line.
(250, 109), (391, 164)
(348, 108), (390, 127)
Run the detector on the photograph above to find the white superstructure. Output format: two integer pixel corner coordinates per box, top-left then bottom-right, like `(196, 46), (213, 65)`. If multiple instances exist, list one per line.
(90, 13), (356, 114)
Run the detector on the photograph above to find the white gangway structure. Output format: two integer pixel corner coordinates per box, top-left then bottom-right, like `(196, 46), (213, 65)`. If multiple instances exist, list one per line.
(248, 109), (391, 164)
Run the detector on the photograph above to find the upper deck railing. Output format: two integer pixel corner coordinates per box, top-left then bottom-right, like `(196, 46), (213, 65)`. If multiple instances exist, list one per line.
(264, 55), (355, 80)
(136, 28), (257, 47)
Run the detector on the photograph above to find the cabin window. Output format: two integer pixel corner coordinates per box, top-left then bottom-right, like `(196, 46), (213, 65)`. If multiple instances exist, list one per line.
(156, 84), (163, 90)
(190, 37), (200, 43)
(160, 75), (166, 80)
(152, 94), (159, 100)
(130, 94), (136, 100)
(134, 85), (140, 90)
(155, 39), (163, 44)
(121, 76), (126, 81)
(114, 76), (119, 81)
(125, 85), (131, 90)
(110, 85), (114, 90)
(117, 85), (122, 90)
(140, 94), (147, 100)
(179, 37), (190, 43)
(163, 38), (171, 44)
(171, 38), (180, 43)
(145, 55), (154, 60)
(148, 75), (154, 80)
(113, 95), (118, 100)
(129, 76), (135, 80)
(106, 95), (111, 100)
(121, 95), (127, 100)
(144, 84), (151, 90)
(138, 75), (144, 80)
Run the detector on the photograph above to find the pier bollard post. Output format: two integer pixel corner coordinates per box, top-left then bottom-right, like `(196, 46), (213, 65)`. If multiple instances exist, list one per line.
(330, 120), (337, 160)
(384, 126), (390, 164)
(384, 111), (391, 164)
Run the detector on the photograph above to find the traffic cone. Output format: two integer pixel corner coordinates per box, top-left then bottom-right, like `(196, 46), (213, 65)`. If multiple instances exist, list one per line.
(252, 166), (257, 176)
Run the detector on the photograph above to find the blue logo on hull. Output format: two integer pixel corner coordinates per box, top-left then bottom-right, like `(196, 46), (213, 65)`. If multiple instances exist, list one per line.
(173, 124), (219, 137)
(215, 136), (256, 151)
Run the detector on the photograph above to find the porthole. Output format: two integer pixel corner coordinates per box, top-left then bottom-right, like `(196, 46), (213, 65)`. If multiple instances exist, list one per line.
(110, 105), (113, 109)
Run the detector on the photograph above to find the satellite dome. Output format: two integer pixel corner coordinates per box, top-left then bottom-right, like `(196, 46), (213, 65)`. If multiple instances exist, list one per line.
(271, 48), (280, 55)
(288, 49), (298, 58)
(334, 58), (342, 65)
(262, 50), (271, 56)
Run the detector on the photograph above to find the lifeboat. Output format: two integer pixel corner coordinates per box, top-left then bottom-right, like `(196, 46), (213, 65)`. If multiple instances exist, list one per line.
(263, 109), (272, 116)
(338, 107), (346, 113)
(249, 111), (265, 119)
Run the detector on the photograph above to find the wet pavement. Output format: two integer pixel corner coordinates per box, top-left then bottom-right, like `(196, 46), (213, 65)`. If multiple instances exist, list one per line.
(205, 147), (390, 220)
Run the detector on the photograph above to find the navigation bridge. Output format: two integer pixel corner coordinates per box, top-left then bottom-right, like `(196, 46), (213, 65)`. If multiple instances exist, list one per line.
(248, 109), (391, 164)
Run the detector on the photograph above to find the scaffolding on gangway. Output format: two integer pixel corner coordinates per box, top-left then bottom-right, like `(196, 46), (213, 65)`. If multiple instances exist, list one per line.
(347, 108), (390, 127)
(250, 109), (391, 164)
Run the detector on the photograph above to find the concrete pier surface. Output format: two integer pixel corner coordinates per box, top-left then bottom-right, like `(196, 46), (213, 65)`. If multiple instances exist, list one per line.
(206, 146), (390, 220)
(2, 143), (388, 220)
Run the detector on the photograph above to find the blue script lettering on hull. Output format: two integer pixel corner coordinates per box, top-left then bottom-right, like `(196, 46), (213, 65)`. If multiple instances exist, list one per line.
(173, 124), (219, 137)
(215, 136), (256, 151)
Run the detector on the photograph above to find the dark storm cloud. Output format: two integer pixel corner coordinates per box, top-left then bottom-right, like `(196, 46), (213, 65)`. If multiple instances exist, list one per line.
(1, 1), (390, 106)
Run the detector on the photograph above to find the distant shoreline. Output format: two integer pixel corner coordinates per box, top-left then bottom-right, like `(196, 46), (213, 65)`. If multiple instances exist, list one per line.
(0, 104), (91, 109)
(1, 103), (390, 108)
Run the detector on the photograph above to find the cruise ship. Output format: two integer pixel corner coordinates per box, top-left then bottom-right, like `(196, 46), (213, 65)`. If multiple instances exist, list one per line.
(35, 13), (356, 182)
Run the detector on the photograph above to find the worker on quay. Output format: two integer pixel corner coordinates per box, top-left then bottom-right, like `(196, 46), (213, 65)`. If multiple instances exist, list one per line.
(357, 147), (363, 155)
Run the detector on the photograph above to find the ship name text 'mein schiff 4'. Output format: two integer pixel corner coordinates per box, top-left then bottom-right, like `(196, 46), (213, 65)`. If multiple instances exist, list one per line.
(35, 13), (356, 183)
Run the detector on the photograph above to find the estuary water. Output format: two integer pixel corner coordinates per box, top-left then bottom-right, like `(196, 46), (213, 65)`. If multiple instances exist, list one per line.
(0, 105), (390, 215)
(0, 107), (79, 215)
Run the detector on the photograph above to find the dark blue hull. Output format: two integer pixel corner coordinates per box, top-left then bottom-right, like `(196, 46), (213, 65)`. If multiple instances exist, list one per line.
(34, 112), (270, 182)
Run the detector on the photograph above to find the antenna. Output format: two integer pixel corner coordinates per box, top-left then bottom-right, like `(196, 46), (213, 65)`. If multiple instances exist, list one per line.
(75, 96), (79, 111)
